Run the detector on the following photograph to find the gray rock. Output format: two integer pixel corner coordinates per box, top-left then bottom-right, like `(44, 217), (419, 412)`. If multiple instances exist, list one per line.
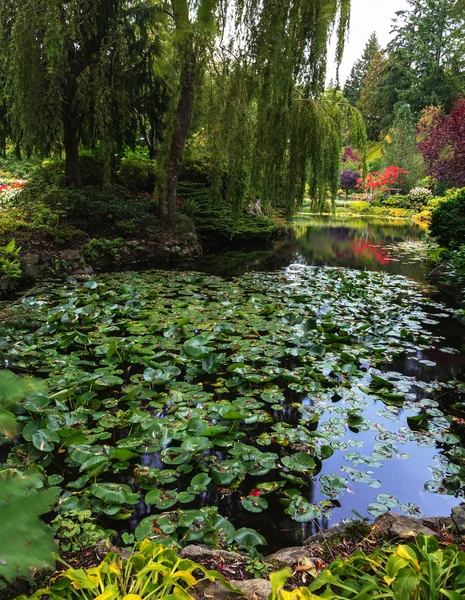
(23, 263), (42, 278)
(304, 522), (352, 545)
(193, 579), (270, 600)
(375, 512), (439, 540)
(155, 244), (171, 259)
(180, 545), (246, 564)
(428, 264), (448, 281)
(22, 253), (40, 265)
(126, 240), (140, 247)
(59, 249), (81, 261)
(452, 504), (465, 535)
(265, 546), (314, 566)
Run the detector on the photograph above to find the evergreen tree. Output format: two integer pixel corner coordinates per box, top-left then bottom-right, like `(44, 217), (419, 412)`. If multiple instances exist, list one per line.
(357, 50), (386, 140)
(387, 0), (465, 115)
(343, 33), (380, 106)
(382, 103), (425, 191)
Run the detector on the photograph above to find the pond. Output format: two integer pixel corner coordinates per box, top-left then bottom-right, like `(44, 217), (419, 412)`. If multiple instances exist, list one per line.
(0, 217), (464, 555)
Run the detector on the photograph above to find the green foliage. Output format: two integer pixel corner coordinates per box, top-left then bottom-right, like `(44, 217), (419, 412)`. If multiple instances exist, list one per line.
(177, 181), (279, 246)
(271, 534), (465, 599)
(0, 473), (58, 585)
(51, 510), (113, 553)
(382, 103), (425, 191)
(246, 558), (272, 580)
(24, 540), (239, 600)
(371, 195), (411, 209)
(0, 371), (57, 586)
(83, 238), (126, 265)
(0, 238), (22, 280)
(430, 188), (465, 248)
(117, 158), (158, 192)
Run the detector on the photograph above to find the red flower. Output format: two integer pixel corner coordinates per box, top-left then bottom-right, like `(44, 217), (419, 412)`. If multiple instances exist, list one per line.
(249, 490), (262, 497)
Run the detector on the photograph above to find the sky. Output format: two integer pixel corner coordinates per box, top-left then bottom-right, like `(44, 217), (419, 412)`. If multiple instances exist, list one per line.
(329, 0), (410, 85)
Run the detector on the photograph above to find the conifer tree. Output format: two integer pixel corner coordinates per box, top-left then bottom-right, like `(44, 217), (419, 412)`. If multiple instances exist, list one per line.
(343, 33), (380, 107)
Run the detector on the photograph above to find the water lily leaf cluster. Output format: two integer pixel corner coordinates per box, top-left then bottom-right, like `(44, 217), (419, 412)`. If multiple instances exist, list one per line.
(0, 265), (463, 550)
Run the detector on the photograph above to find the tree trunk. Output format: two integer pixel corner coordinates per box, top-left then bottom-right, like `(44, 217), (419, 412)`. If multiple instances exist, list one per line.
(15, 143), (21, 160)
(63, 115), (81, 188)
(146, 126), (159, 160)
(160, 54), (196, 229)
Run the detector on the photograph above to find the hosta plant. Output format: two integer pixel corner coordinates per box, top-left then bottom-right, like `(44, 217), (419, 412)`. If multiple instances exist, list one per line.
(22, 540), (240, 600)
(269, 534), (465, 599)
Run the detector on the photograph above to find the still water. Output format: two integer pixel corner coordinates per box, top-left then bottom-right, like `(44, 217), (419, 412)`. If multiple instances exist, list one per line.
(195, 216), (430, 282)
(190, 217), (464, 544)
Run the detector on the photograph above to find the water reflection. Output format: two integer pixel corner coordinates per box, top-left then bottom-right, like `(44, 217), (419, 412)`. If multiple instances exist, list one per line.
(292, 217), (428, 282)
(193, 216), (429, 281)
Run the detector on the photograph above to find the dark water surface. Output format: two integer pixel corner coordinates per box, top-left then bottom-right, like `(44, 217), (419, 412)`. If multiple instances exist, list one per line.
(187, 217), (465, 544)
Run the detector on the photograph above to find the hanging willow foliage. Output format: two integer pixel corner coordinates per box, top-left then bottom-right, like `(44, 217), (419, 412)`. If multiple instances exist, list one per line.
(203, 0), (365, 217)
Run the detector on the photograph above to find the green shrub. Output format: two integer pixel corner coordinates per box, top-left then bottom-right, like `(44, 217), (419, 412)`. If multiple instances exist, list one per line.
(371, 195), (411, 209)
(349, 200), (371, 213)
(117, 157), (158, 192)
(83, 238), (126, 264)
(430, 188), (465, 249)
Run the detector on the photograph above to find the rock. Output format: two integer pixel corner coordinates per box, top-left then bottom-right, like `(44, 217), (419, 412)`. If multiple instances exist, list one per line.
(59, 249), (81, 261)
(428, 264), (448, 282)
(23, 263), (42, 278)
(154, 244), (171, 259)
(180, 545), (246, 564)
(22, 253), (40, 265)
(375, 512), (439, 540)
(452, 504), (465, 535)
(304, 522), (353, 545)
(193, 579), (270, 600)
(265, 546), (314, 566)
(126, 240), (140, 247)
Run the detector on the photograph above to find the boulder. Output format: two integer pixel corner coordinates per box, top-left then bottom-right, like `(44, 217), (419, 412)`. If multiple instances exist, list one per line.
(180, 545), (246, 564)
(265, 546), (314, 566)
(452, 504), (465, 535)
(193, 578), (270, 600)
(22, 253), (40, 265)
(375, 512), (439, 540)
(59, 249), (81, 261)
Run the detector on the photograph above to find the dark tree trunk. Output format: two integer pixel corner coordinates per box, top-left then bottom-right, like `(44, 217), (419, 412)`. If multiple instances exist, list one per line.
(160, 35), (196, 229)
(15, 143), (21, 160)
(63, 115), (81, 188)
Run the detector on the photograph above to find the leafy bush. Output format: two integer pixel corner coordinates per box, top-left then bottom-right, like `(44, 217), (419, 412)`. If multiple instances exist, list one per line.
(117, 158), (158, 192)
(83, 238), (126, 264)
(430, 188), (465, 249)
(271, 534), (465, 599)
(23, 540), (238, 600)
(371, 195), (411, 209)
(348, 200), (370, 213)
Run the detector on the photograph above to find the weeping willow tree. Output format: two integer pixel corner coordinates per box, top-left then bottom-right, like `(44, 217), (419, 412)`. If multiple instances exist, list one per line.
(0, 0), (153, 186)
(159, 0), (364, 227)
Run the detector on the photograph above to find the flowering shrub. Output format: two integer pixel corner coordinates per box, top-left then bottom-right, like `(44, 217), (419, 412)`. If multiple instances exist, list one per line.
(0, 180), (26, 207)
(358, 166), (409, 197)
(408, 187), (433, 207)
